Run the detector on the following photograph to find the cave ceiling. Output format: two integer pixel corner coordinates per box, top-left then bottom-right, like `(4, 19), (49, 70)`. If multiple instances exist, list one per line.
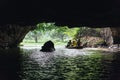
(0, 0), (120, 27)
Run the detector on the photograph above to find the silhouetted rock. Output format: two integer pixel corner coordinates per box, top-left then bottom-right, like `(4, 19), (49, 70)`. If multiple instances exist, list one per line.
(40, 40), (55, 52)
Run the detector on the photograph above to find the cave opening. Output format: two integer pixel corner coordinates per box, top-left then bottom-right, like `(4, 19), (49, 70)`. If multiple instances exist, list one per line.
(0, 0), (120, 79)
(20, 22), (114, 49)
(21, 22), (80, 48)
(1, 23), (120, 80)
(0, 23), (120, 80)
(17, 23), (120, 80)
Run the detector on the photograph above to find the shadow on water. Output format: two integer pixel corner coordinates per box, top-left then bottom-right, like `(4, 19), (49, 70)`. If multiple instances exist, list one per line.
(109, 51), (120, 80)
(0, 47), (22, 80)
(1, 47), (120, 80)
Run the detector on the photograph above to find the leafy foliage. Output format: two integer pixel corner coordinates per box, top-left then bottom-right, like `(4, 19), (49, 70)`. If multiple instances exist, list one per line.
(23, 23), (79, 43)
(23, 23), (104, 47)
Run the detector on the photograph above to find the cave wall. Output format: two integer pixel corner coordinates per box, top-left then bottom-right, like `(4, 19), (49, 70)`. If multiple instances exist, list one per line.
(110, 28), (120, 44)
(0, 25), (35, 48)
(100, 27), (113, 46)
(100, 27), (120, 45)
(0, 25), (119, 48)
(0, 0), (119, 27)
(0, 1), (119, 48)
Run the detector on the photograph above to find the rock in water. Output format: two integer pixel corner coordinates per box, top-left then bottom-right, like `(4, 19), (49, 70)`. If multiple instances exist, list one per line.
(40, 40), (55, 52)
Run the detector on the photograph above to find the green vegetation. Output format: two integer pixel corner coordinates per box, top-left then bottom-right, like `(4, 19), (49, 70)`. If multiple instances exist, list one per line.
(21, 23), (104, 47)
(21, 22), (80, 46)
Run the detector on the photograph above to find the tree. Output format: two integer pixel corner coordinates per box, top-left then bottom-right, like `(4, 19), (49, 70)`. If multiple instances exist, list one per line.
(64, 28), (80, 39)
(32, 30), (39, 43)
(51, 26), (69, 41)
(23, 23), (80, 43)
(30, 22), (56, 43)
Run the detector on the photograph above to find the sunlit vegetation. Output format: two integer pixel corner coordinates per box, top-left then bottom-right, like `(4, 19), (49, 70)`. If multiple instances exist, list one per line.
(21, 23), (80, 46)
(21, 22), (105, 47)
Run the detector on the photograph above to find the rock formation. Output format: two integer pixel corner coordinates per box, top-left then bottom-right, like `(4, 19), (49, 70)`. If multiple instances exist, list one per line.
(40, 40), (55, 52)
(0, 25), (35, 48)
(110, 28), (120, 44)
(100, 27), (113, 46)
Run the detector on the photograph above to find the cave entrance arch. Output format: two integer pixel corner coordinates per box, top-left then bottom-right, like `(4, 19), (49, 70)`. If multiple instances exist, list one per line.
(0, 24), (120, 49)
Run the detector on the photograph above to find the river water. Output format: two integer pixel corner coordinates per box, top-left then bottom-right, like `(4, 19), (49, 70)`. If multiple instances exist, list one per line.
(0, 46), (120, 80)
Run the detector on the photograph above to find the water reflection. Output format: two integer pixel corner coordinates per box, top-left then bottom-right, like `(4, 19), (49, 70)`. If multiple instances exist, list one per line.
(19, 47), (116, 80)
(0, 47), (120, 80)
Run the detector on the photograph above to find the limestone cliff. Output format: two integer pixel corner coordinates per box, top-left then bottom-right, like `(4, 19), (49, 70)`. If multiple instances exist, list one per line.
(100, 28), (113, 46)
(110, 28), (120, 44)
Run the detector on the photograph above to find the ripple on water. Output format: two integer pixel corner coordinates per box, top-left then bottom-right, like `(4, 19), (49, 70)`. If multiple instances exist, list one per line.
(21, 47), (118, 80)
(29, 47), (93, 66)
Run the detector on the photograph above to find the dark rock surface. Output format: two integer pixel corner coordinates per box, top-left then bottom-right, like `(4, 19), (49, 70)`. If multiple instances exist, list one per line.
(0, 25), (35, 48)
(0, 0), (119, 27)
(40, 40), (55, 52)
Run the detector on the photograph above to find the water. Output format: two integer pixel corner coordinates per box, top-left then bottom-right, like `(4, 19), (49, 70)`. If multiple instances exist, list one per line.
(0, 46), (120, 80)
